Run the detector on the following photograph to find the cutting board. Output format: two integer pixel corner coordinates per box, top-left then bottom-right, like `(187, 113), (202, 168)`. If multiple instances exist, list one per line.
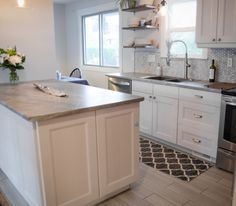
(207, 82), (236, 90)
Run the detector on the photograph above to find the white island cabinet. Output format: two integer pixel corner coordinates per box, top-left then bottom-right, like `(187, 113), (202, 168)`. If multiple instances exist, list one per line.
(0, 80), (142, 206)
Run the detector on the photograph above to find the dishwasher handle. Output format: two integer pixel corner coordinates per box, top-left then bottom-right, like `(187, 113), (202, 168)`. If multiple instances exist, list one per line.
(109, 79), (131, 87)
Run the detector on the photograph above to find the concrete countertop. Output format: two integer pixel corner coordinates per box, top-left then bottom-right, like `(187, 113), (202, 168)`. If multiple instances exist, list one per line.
(0, 80), (143, 122)
(106, 72), (236, 93)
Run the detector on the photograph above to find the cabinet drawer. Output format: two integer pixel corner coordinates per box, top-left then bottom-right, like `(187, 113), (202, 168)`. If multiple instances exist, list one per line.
(153, 84), (179, 99)
(132, 81), (153, 94)
(179, 101), (220, 132)
(178, 131), (217, 158)
(179, 88), (221, 107)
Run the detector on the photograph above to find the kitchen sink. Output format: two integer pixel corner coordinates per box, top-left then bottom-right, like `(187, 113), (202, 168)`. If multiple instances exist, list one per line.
(165, 78), (187, 83)
(142, 76), (173, 81)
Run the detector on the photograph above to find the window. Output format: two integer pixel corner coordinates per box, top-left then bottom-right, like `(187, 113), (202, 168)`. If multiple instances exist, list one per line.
(167, 0), (206, 58)
(82, 11), (120, 67)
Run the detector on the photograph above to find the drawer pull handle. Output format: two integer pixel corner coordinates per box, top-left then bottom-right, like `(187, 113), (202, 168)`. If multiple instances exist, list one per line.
(194, 95), (203, 99)
(192, 138), (202, 144)
(194, 114), (203, 119)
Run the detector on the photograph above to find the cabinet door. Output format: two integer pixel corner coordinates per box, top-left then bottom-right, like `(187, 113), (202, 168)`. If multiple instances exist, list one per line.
(217, 0), (236, 43)
(132, 91), (152, 135)
(152, 96), (178, 144)
(196, 0), (218, 44)
(38, 112), (99, 206)
(96, 103), (139, 197)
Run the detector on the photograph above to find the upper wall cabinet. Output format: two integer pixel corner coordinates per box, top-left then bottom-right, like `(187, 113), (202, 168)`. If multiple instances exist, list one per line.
(196, 0), (236, 48)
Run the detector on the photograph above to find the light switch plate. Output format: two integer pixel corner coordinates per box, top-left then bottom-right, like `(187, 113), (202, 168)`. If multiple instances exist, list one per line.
(227, 58), (233, 68)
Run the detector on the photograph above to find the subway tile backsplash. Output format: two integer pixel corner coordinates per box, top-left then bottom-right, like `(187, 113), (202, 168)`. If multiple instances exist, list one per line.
(134, 49), (236, 83)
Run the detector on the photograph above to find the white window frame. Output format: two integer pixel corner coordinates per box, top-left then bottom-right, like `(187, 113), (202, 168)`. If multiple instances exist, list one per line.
(77, 2), (122, 73)
(82, 10), (120, 68)
(161, 0), (208, 59)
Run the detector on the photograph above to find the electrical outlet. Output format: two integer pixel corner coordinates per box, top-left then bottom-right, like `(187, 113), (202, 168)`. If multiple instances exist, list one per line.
(227, 58), (233, 68)
(147, 55), (156, 63)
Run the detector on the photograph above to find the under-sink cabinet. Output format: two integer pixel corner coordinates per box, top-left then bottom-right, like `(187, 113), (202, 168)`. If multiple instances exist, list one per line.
(132, 81), (221, 159)
(132, 81), (178, 144)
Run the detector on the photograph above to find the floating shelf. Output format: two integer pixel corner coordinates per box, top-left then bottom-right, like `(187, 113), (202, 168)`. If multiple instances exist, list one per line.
(122, 4), (157, 12)
(122, 25), (158, 31)
(123, 45), (158, 49)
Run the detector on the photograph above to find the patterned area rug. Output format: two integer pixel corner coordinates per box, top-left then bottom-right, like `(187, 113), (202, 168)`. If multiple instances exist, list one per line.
(139, 137), (213, 182)
(0, 191), (9, 206)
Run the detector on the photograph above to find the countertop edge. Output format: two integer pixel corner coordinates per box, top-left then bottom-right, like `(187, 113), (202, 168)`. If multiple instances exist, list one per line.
(0, 97), (144, 122)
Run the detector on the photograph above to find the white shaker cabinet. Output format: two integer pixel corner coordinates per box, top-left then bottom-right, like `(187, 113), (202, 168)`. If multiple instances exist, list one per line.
(196, 0), (236, 47)
(196, 0), (218, 44)
(152, 96), (178, 144)
(217, 0), (236, 43)
(132, 81), (178, 144)
(96, 104), (140, 197)
(152, 85), (179, 144)
(38, 112), (100, 206)
(132, 81), (153, 136)
(132, 91), (153, 135)
(177, 88), (221, 158)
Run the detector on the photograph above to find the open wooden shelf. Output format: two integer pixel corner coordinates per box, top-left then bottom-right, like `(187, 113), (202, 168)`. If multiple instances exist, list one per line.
(122, 4), (157, 12)
(122, 25), (158, 31)
(123, 45), (158, 49)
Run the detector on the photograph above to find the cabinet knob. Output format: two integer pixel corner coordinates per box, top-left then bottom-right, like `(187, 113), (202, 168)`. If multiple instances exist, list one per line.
(153, 96), (156, 100)
(218, 38), (222, 42)
(149, 96), (152, 99)
(212, 38), (216, 42)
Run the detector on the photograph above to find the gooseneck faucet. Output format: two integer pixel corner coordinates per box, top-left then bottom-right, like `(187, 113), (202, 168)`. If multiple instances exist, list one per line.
(166, 40), (191, 80)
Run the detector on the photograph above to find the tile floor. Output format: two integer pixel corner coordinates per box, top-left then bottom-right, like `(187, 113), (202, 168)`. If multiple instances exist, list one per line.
(0, 162), (233, 206)
(99, 163), (233, 206)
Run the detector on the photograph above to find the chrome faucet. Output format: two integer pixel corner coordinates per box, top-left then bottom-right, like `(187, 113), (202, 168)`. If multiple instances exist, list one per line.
(166, 40), (191, 80)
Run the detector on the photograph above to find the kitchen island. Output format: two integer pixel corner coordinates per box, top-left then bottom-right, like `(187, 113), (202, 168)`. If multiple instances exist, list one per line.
(0, 80), (143, 206)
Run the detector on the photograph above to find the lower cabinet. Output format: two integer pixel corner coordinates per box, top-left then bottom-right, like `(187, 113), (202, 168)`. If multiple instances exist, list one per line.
(132, 81), (178, 144)
(38, 112), (100, 206)
(178, 100), (221, 158)
(96, 104), (139, 197)
(132, 81), (222, 159)
(37, 103), (140, 206)
(152, 96), (178, 144)
(132, 91), (152, 135)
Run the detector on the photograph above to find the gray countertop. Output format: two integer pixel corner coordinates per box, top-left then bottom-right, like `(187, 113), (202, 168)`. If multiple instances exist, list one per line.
(106, 72), (236, 93)
(0, 80), (143, 122)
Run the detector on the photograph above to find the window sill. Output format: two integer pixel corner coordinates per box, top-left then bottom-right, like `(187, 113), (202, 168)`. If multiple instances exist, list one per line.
(81, 65), (121, 73)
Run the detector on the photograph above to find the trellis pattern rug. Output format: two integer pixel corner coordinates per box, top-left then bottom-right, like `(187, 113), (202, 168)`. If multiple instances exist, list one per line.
(139, 137), (213, 182)
(0, 191), (9, 206)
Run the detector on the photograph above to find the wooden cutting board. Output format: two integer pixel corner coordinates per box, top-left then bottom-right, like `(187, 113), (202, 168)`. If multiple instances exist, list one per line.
(207, 82), (236, 90)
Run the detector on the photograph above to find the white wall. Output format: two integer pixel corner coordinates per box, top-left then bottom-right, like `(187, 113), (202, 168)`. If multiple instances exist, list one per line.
(64, 0), (121, 88)
(54, 3), (67, 74)
(0, 0), (57, 83)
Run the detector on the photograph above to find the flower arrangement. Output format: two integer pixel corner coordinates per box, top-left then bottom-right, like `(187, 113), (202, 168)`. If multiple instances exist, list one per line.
(0, 47), (26, 83)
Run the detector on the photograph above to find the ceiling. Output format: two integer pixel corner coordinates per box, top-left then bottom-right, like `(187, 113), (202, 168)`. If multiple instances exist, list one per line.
(53, 0), (78, 4)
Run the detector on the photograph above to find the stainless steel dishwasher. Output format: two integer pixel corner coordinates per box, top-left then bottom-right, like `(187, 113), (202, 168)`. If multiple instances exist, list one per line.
(108, 77), (132, 94)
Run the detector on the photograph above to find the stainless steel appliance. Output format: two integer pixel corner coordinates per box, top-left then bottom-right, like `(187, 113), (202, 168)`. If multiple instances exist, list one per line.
(216, 89), (236, 173)
(108, 77), (132, 94)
